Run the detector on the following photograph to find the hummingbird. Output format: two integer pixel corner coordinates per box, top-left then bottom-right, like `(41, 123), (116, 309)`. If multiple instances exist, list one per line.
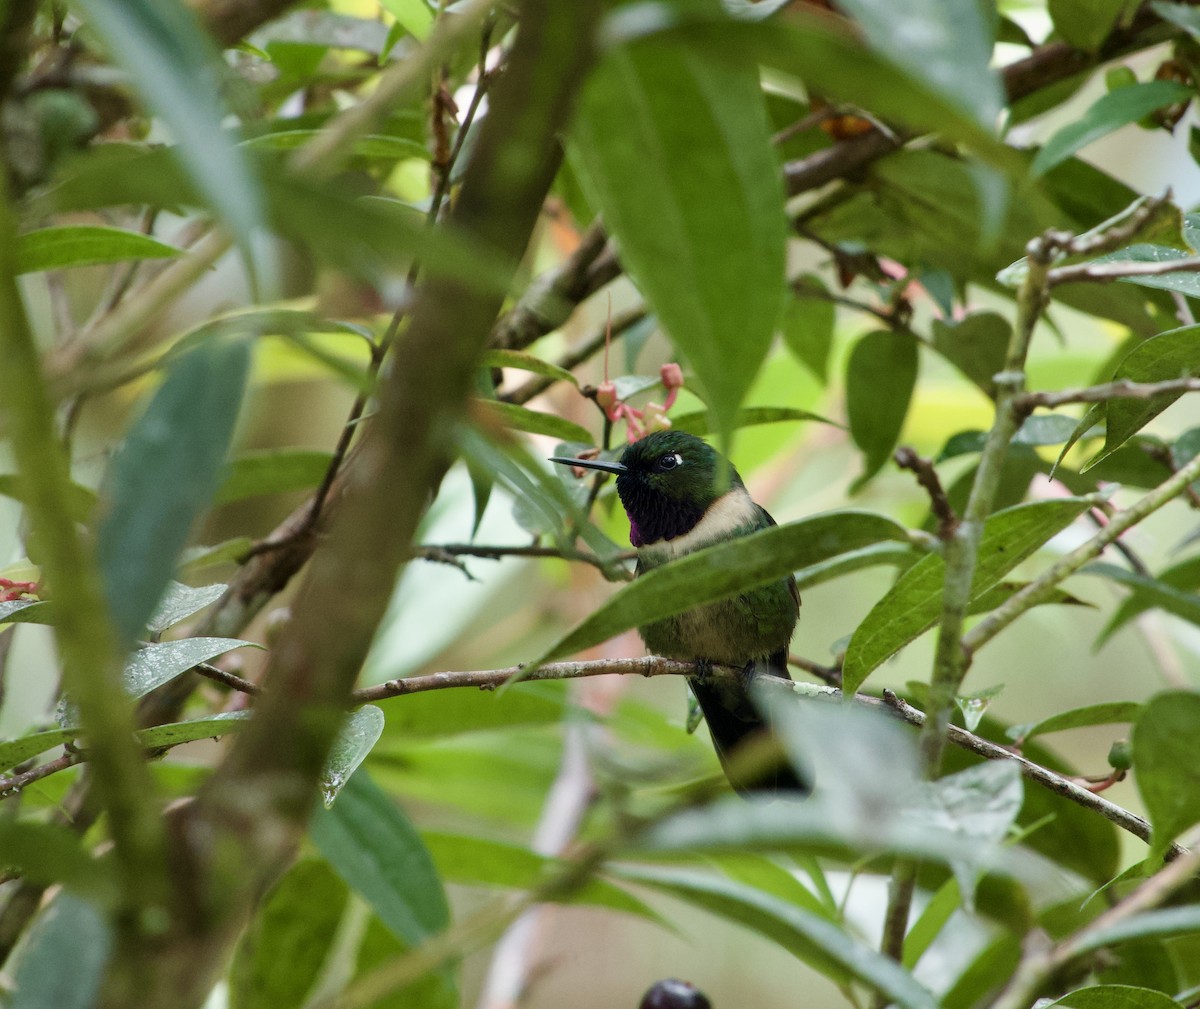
(551, 430), (806, 793)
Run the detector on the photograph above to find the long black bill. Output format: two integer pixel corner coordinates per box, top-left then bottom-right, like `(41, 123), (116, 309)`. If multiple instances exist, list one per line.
(548, 455), (627, 475)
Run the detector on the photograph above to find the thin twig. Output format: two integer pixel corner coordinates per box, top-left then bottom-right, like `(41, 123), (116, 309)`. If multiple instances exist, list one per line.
(0, 752), (83, 796)
(894, 446), (957, 539)
(1020, 376), (1200, 410)
(194, 661), (262, 696)
(1049, 254), (1200, 286)
(415, 542), (635, 578)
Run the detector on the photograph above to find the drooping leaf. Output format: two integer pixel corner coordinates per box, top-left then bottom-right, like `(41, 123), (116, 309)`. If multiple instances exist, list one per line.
(782, 280), (836, 384)
(570, 26), (786, 440)
(477, 401), (593, 445)
(1031, 81), (1194, 177)
(146, 582), (227, 633)
(229, 859), (349, 1009)
(537, 511), (911, 665)
(842, 498), (1093, 692)
(1132, 691), (1200, 857)
(121, 637), (258, 699)
(1087, 561), (1200, 646)
(214, 449), (334, 506)
(96, 338), (252, 643)
(72, 0), (270, 276)
(0, 727), (77, 772)
(320, 705), (386, 808)
(930, 312), (1009, 395)
(480, 349), (578, 387)
(7, 895), (112, 1009)
(846, 331), (919, 491)
(14, 225), (179, 274)
(309, 770), (455, 1003)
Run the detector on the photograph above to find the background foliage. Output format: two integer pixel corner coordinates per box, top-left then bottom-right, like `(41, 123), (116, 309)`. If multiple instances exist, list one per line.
(6, 0), (1200, 1007)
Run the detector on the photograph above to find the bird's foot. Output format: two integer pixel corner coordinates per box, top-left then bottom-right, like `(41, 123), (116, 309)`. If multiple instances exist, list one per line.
(739, 660), (760, 692)
(692, 657), (714, 681)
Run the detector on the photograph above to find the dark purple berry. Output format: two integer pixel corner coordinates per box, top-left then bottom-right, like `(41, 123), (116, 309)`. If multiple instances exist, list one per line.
(638, 978), (713, 1009)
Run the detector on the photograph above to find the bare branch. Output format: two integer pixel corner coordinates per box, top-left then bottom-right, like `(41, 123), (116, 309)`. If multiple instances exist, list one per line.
(1049, 255), (1200, 287)
(894, 446), (958, 540)
(1021, 376), (1200, 410)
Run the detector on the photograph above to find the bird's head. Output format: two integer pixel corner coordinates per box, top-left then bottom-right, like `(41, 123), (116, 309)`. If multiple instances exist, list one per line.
(551, 430), (743, 547)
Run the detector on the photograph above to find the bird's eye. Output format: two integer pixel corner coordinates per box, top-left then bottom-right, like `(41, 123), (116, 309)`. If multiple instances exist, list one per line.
(657, 453), (683, 471)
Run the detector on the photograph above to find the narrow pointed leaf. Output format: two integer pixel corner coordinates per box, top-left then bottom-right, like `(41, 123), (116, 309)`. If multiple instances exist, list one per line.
(1050, 984), (1182, 1009)
(477, 401), (593, 444)
(1072, 907), (1200, 955)
(0, 728), (77, 772)
(1097, 555), (1200, 643)
(146, 582), (227, 633)
(320, 705), (386, 808)
(97, 338), (251, 643)
(842, 498), (1093, 692)
(537, 511), (911, 664)
(135, 711), (251, 750)
(122, 637), (258, 699)
(15, 225), (179, 274)
(480, 349), (578, 387)
(1006, 701), (1142, 744)
(570, 30), (786, 440)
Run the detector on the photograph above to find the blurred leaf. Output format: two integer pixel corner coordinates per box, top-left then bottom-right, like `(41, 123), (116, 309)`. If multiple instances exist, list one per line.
(538, 511), (911, 665)
(310, 770), (455, 1003)
(1006, 701), (1142, 744)
(615, 864), (938, 1007)
(178, 537), (255, 576)
(1152, 1), (1200, 40)
(0, 474), (96, 522)
(902, 876), (960, 969)
(1073, 907), (1200, 955)
(215, 449), (334, 506)
(1133, 691), (1200, 857)
(931, 312), (1008, 395)
(321, 706), (386, 808)
(478, 401), (594, 444)
(571, 27), (786, 440)
(0, 821), (115, 904)
(938, 414), (1082, 460)
(146, 581), (227, 633)
(73, 0), (269, 274)
(793, 542), (919, 592)
(1032, 81), (1194, 177)
(480, 349), (578, 387)
(0, 727), (76, 771)
(230, 859), (349, 1009)
(710, 852), (835, 921)
(1096, 940), (1179, 990)
(15, 225), (178, 274)
(846, 331), (919, 491)
(135, 711), (250, 750)
(1085, 324), (1200, 470)
(423, 832), (661, 921)
(1048, 0), (1128, 51)
(943, 934), (1021, 1009)
(1051, 985), (1182, 1009)
(782, 281), (836, 384)
(7, 894), (111, 1009)
(843, 498), (1093, 692)
(96, 338), (251, 643)
(122, 637), (258, 699)
(670, 405), (839, 436)
(242, 130), (430, 162)
(1099, 555), (1200, 643)
(833, 0), (1002, 128)
(380, 0), (434, 40)
(0, 598), (47, 625)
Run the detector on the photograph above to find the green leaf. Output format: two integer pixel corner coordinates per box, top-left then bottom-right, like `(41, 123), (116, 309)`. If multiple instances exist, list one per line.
(1051, 984), (1183, 1009)
(793, 542), (919, 592)
(72, 0), (269, 277)
(0, 598), (47, 625)
(8, 895), (112, 1009)
(480, 349), (578, 387)
(1086, 324), (1200, 470)
(615, 864), (939, 1009)
(782, 280), (836, 383)
(242, 130), (430, 162)
(931, 313), (1009, 395)
(215, 449), (334, 506)
(1048, 0), (1129, 51)
(477, 400), (593, 445)
(97, 338), (251, 643)
(321, 706), (386, 807)
(570, 28), (786, 440)
(1006, 701), (1142, 744)
(842, 498), (1093, 692)
(380, 0), (434, 40)
(1133, 691), (1200, 856)
(0, 727), (77, 772)
(135, 711), (251, 750)
(422, 832), (661, 921)
(1072, 907), (1200, 955)
(846, 331), (919, 491)
(537, 511), (911, 665)
(229, 859), (350, 1009)
(14, 225), (179, 274)
(938, 414), (1083, 460)
(309, 770), (454, 1003)
(178, 537), (255, 576)
(1098, 555), (1200, 643)
(146, 581), (227, 633)
(376, 680), (566, 738)
(902, 877), (960, 970)
(0, 474), (97, 522)
(1152, 1), (1200, 41)
(0, 821), (115, 904)
(122, 637), (258, 699)
(833, 0), (1003, 128)
(670, 406), (839, 436)
(1032, 81), (1194, 177)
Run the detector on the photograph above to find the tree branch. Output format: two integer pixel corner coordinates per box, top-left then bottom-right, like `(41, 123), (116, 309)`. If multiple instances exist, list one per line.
(1020, 376), (1200, 409)
(1049, 255), (1200, 287)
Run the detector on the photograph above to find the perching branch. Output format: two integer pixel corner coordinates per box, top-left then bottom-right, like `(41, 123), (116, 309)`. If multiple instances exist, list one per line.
(1019, 376), (1200, 410)
(1049, 255), (1200, 287)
